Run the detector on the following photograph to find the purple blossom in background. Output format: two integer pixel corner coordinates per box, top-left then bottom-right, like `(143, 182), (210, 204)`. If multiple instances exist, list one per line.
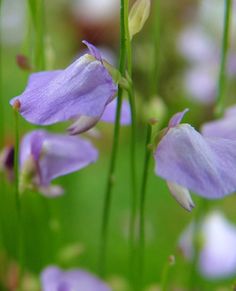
(201, 105), (236, 139)
(41, 266), (111, 291)
(101, 99), (131, 125)
(179, 211), (236, 279)
(154, 109), (236, 201)
(20, 130), (98, 197)
(178, 24), (236, 103)
(0, 146), (14, 181)
(10, 41), (118, 134)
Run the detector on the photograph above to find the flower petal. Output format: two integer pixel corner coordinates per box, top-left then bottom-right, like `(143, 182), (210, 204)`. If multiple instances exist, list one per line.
(166, 181), (195, 212)
(82, 40), (102, 62)
(155, 124), (236, 198)
(68, 115), (101, 135)
(179, 211), (236, 279)
(168, 108), (188, 128)
(202, 105), (236, 139)
(100, 99), (131, 125)
(20, 130), (98, 186)
(10, 53), (117, 126)
(41, 266), (111, 291)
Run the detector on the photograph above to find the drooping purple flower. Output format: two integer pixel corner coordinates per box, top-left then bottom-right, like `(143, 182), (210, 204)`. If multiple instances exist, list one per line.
(20, 130), (98, 197)
(154, 109), (236, 201)
(41, 266), (111, 291)
(179, 211), (236, 279)
(0, 146), (14, 181)
(10, 41), (117, 133)
(201, 105), (236, 139)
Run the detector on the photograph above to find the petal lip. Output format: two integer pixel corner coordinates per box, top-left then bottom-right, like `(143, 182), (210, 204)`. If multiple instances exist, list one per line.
(82, 40), (103, 62)
(10, 45), (117, 126)
(167, 181), (195, 212)
(155, 124), (236, 199)
(168, 108), (189, 128)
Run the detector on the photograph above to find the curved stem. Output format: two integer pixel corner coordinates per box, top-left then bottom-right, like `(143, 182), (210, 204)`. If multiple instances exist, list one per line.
(215, 0), (232, 117)
(138, 124), (152, 289)
(99, 0), (127, 277)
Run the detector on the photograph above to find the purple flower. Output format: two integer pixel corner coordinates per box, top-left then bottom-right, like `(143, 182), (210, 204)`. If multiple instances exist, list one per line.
(41, 266), (111, 291)
(0, 146), (14, 181)
(179, 211), (236, 279)
(10, 41), (118, 134)
(20, 130), (98, 196)
(154, 109), (236, 204)
(202, 105), (236, 139)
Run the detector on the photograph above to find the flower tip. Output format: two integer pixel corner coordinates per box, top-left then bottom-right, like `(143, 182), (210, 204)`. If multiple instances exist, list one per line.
(12, 99), (21, 111)
(167, 181), (195, 212)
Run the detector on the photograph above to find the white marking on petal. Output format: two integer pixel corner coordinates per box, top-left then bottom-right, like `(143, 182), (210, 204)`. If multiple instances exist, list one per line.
(167, 181), (195, 212)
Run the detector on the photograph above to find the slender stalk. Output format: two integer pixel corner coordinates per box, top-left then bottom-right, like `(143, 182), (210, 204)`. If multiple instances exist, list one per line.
(28, 0), (45, 71)
(0, 0), (5, 147)
(150, 0), (161, 97)
(215, 0), (232, 117)
(124, 0), (138, 282)
(160, 256), (175, 291)
(13, 110), (23, 291)
(138, 124), (152, 289)
(99, 0), (127, 277)
(188, 199), (208, 290)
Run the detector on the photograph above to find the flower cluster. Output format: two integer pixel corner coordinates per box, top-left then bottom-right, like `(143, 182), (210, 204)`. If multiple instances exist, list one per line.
(9, 41), (130, 197)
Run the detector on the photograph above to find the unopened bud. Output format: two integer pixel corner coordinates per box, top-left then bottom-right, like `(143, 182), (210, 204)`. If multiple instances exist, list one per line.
(143, 97), (167, 125)
(128, 0), (151, 39)
(12, 100), (21, 111)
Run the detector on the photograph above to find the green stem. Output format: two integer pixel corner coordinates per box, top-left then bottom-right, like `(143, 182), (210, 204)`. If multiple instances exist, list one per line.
(124, 0), (138, 284)
(188, 199), (208, 290)
(98, 0), (127, 277)
(215, 0), (232, 117)
(0, 0), (5, 147)
(14, 111), (23, 291)
(150, 0), (161, 97)
(138, 124), (152, 289)
(28, 0), (45, 71)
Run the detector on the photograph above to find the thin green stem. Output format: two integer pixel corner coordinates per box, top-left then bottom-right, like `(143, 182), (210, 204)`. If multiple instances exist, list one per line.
(28, 0), (46, 71)
(150, 0), (161, 97)
(13, 111), (23, 291)
(99, 0), (127, 277)
(160, 256), (174, 291)
(138, 124), (152, 290)
(0, 0), (5, 147)
(124, 0), (138, 284)
(215, 0), (232, 117)
(188, 199), (208, 290)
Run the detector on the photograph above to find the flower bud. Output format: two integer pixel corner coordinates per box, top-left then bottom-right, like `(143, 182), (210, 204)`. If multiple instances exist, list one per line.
(128, 0), (151, 39)
(142, 97), (167, 130)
